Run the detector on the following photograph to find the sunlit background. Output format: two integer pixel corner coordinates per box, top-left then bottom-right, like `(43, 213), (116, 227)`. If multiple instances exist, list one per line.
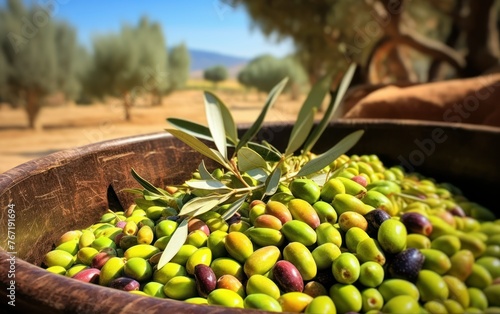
(1, 0), (499, 173)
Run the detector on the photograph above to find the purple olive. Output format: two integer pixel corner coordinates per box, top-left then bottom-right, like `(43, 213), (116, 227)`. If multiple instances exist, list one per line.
(115, 221), (127, 229)
(387, 248), (425, 282)
(109, 277), (140, 291)
(315, 269), (336, 288)
(91, 247), (117, 269)
(449, 205), (466, 217)
(271, 260), (304, 293)
(226, 212), (242, 226)
(400, 212), (433, 236)
(364, 209), (391, 237)
(114, 233), (125, 246)
(194, 264), (217, 297)
(72, 268), (100, 284)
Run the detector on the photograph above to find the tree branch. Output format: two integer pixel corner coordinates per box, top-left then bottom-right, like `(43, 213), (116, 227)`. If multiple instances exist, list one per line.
(397, 28), (466, 71)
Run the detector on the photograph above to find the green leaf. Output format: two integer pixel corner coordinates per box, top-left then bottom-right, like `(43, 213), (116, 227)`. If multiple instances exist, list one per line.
(204, 91), (228, 159)
(309, 173), (329, 187)
(296, 130), (364, 177)
(303, 63), (357, 154)
(142, 189), (165, 201)
(284, 108), (315, 156)
(167, 118), (213, 142)
(185, 179), (231, 191)
(285, 71), (333, 155)
(236, 77), (288, 152)
(221, 194), (249, 221)
(131, 168), (168, 197)
(246, 168), (268, 183)
(198, 160), (216, 180)
(135, 197), (170, 210)
(157, 218), (189, 270)
(122, 188), (145, 195)
(204, 91), (238, 145)
(237, 147), (268, 172)
(166, 129), (231, 169)
(264, 167), (282, 196)
(134, 198), (157, 210)
(178, 194), (225, 217)
(190, 193), (231, 217)
(247, 142), (282, 162)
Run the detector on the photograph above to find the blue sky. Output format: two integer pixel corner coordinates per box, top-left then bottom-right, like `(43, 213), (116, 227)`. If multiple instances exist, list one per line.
(4, 0), (294, 58)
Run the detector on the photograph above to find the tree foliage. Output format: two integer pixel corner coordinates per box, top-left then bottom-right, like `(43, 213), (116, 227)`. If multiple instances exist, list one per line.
(237, 54), (307, 98)
(54, 21), (81, 101)
(84, 16), (168, 119)
(167, 42), (190, 93)
(227, 0), (499, 84)
(203, 65), (228, 87)
(0, 0), (81, 128)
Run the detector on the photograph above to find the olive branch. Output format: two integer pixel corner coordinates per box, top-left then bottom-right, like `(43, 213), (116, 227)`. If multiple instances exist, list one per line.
(129, 64), (364, 270)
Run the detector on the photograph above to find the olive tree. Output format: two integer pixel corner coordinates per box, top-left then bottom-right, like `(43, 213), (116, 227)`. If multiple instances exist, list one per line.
(203, 65), (228, 88)
(238, 54), (307, 99)
(0, 0), (83, 128)
(1, 0), (57, 129)
(54, 21), (81, 102)
(167, 42), (190, 92)
(84, 16), (168, 119)
(227, 0), (499, 83)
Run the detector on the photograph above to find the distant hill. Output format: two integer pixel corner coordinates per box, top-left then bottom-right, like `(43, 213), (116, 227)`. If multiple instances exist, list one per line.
(189, 49), (249, 78)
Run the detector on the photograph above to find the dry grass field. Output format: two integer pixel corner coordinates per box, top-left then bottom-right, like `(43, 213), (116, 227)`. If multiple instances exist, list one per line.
(0, 85), (310, 173)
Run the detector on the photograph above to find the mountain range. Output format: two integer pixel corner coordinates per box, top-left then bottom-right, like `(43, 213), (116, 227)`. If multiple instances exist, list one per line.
(188, 49), (250, 78)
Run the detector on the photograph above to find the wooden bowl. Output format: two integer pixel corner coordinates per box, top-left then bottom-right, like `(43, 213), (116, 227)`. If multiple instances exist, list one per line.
(1, 119), (499, 313)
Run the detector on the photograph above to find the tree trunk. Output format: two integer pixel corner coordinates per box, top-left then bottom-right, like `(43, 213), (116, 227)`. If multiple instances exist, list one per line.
(367, 37), (394, 83)
(151, 88), (163, 106)
(464, 0), (500, 76)
(428, 0), (464, 81)
(25, 89), (41, 130)
(386, 46), (418, 83)
(366, 0), (466, 83)
(123, 92), (132, 121)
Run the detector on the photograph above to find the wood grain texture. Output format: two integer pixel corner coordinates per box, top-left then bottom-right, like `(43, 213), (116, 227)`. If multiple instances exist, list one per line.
(0, 120), (498, 313)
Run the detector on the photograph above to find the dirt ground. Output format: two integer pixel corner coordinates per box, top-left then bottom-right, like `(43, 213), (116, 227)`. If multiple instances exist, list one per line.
(0, 89), (308, 173)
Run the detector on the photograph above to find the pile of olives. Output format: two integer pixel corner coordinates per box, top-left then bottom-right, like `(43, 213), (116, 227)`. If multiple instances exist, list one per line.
(43, 154), (500, 313)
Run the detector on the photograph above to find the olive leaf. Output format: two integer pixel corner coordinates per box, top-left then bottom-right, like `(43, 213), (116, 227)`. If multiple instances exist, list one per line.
(189, 193), (231, 217)
(166, 128), (231, 169)
(157, 218), (189, 270)
(264, 167), (282, 196)
(236, 77), (289, 152)
(166, 118), (213, 142)
(309, 173), (329, 187)
(121, 188), (145, 195)
(134, 198), (158, 210)
(296, 130), (365, 177)
(143, 192), (163, 201)
(245, 168), (268, 183)
(178, 194), (226, 217)
(237, 147), (268, 172)
(131, 168), (169, 197)
(284, 109), (315, 156)
(303, 63), (357, 154)
(204, 91), (239, 146)
(205, 92), (229, 159)
(185, 179), (231, 191)
(198, 160), (216, 180)
(285, 70), (333, 156)
(221, 193), (249, 220)
(247, 142), (282, 162)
